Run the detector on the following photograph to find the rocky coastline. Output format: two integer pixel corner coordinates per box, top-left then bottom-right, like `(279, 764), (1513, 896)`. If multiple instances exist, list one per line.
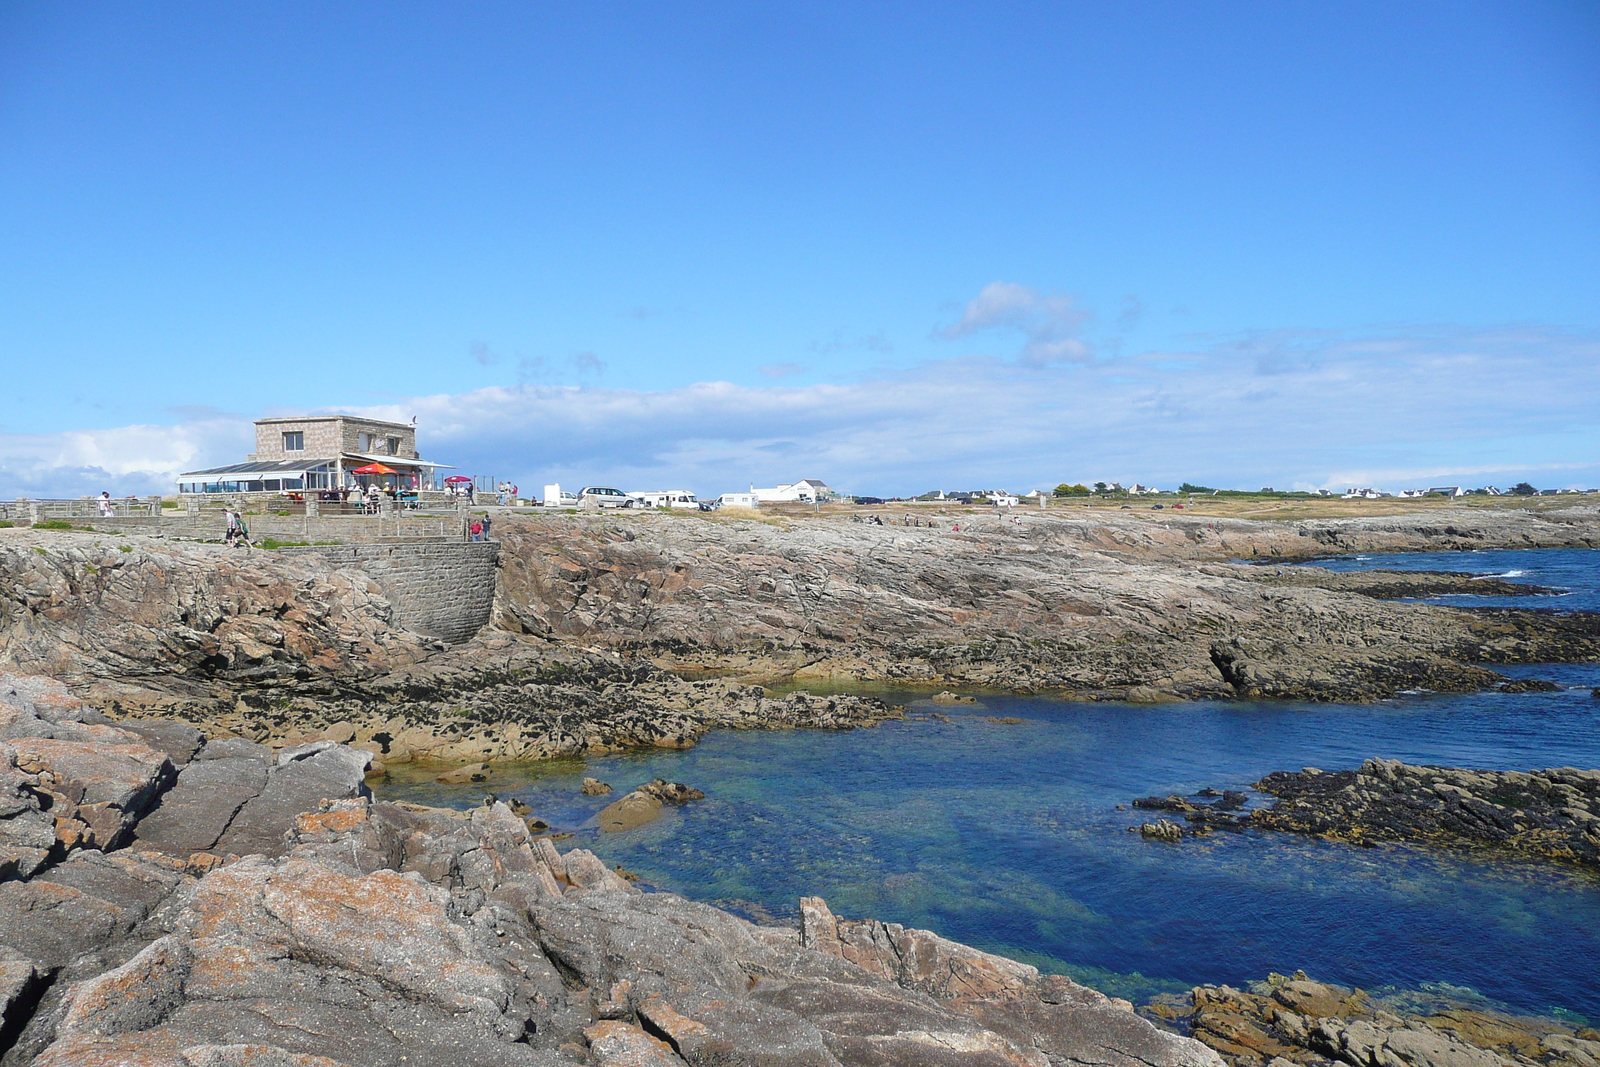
(6, 672), (1598, 1066)
(1, 507), (1597, 763)
(1148, 972), (1600, 1067)
(1252, 759), (1600, 866)
(1130, 759), (1600, 867)
(0, 671), (1228, 1066)
(3, 499), (1599, 1063)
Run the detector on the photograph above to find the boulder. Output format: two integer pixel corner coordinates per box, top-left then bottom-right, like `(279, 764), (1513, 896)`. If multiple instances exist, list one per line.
(637, 779), (704, 804)
(596, 791), (663, 833)
(436, 762), (491, 784)
(580, 777), (613, 796)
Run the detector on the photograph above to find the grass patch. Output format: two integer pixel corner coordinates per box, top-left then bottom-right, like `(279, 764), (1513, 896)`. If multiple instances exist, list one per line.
(0, 521), (12, 529)
(119, 544), (133, 552)
(33, 520), (76, 530)
(695, 505), (789, 526)
(259, 539), (311, 549)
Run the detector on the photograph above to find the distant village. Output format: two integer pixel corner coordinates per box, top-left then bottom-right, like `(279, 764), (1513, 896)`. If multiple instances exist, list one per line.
(155, 414), (1595, 510)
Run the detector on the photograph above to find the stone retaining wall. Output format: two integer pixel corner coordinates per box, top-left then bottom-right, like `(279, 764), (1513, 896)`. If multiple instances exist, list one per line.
(80, 513), (468, 543)
(278, 541), (500, 643)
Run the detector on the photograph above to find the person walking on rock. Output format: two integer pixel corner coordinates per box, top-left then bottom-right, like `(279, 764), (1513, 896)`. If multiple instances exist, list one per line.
(97, 491), (114, 517)
(224, 508), (250, 549)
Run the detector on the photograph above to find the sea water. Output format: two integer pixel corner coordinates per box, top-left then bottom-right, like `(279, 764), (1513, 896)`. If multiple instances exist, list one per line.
(378, 547), (1600, 1021)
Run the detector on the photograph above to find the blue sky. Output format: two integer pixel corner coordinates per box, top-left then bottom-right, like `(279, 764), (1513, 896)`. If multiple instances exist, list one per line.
(1, 1), (1596, 496)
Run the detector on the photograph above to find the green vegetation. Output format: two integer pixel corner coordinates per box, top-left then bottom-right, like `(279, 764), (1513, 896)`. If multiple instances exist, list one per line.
(259, 539), (311, 549)
(34, 520), (76, 530)
(161, 500), (179, 508)
(0, 521), (12, 529)
(1511, 482), (1538, 495)
(119, 544), (133, 553)
(1053, 483), (1091, 497)
(1178, 482), (1216, 494)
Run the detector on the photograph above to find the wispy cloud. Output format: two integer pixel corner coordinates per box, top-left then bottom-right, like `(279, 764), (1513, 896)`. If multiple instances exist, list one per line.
(2, 325), (1595, 498)
(940, 281), (1092, 366)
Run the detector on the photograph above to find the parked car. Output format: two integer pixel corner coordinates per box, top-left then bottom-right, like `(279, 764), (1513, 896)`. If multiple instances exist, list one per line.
(578, 486), (638, 509)
(854, 496), (884, 505)
(697, 500), (721, 512)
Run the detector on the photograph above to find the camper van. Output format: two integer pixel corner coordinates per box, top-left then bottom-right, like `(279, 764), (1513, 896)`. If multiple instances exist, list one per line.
(630, 489), (698, 509)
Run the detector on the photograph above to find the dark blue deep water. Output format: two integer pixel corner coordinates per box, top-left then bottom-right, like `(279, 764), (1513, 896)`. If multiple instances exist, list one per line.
(380, 548), (1600, 1022)
(1296, 545), (1600, 611)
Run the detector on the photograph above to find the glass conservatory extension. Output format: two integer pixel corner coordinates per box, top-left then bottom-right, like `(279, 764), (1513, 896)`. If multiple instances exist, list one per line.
(176, 459), (339, 494)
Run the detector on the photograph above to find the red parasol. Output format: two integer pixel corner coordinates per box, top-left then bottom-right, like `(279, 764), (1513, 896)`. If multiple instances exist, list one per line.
(351, 463), (397, 475)
(443, 475), (473, 484)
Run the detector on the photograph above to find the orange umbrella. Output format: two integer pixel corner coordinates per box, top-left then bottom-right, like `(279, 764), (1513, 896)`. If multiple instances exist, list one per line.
(351, 463), (397, 475)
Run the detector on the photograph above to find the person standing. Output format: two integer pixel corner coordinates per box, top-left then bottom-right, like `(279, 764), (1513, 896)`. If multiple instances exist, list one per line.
(470, 518), (483, 542)
(97, 491), (113, 517)
(480, 514), (492, 540)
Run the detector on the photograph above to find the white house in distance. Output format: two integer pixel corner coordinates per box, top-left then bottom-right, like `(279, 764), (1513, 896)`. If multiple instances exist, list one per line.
(752, 478), (838, 504)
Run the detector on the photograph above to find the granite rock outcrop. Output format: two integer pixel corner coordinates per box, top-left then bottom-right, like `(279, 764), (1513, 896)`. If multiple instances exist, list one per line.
(1147, 971), (1600, 1067)
(1251, 759), (1600, 865)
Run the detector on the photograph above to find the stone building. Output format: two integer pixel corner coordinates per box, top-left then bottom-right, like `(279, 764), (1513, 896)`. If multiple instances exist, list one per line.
(177, 414), (452, 494)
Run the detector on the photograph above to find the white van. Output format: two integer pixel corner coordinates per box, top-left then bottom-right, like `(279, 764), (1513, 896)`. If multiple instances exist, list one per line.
(630, 489), (698, 509)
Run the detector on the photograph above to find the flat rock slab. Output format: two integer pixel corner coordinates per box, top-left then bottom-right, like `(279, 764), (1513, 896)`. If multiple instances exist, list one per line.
(133, 757), (270, 855)
(114, 719), (205, 765)
(214, 747), (370, 857)
(194, 737), (272, 762)
(0, 879), (130, 970)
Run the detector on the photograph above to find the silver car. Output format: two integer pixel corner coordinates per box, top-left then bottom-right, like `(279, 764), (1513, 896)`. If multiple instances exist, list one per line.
(578, 486), (638, 509)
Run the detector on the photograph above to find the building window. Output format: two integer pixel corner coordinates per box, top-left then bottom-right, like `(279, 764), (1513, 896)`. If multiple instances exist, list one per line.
(386, 436), (400, 455)
(283, 431), (304, 451)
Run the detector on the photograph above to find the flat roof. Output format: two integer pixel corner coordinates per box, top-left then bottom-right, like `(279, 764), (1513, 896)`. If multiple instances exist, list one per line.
(255, 414), (413, 430)
(177, 459), (337, 478)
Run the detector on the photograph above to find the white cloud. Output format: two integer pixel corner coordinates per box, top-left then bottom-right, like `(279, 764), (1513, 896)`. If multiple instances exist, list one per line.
(940, 281), (1093, 366)
(2, 326), (1595, 498)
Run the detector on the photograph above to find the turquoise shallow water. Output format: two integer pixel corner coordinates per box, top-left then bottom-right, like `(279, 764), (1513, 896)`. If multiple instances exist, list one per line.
(379, 548), (1600, 1021)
